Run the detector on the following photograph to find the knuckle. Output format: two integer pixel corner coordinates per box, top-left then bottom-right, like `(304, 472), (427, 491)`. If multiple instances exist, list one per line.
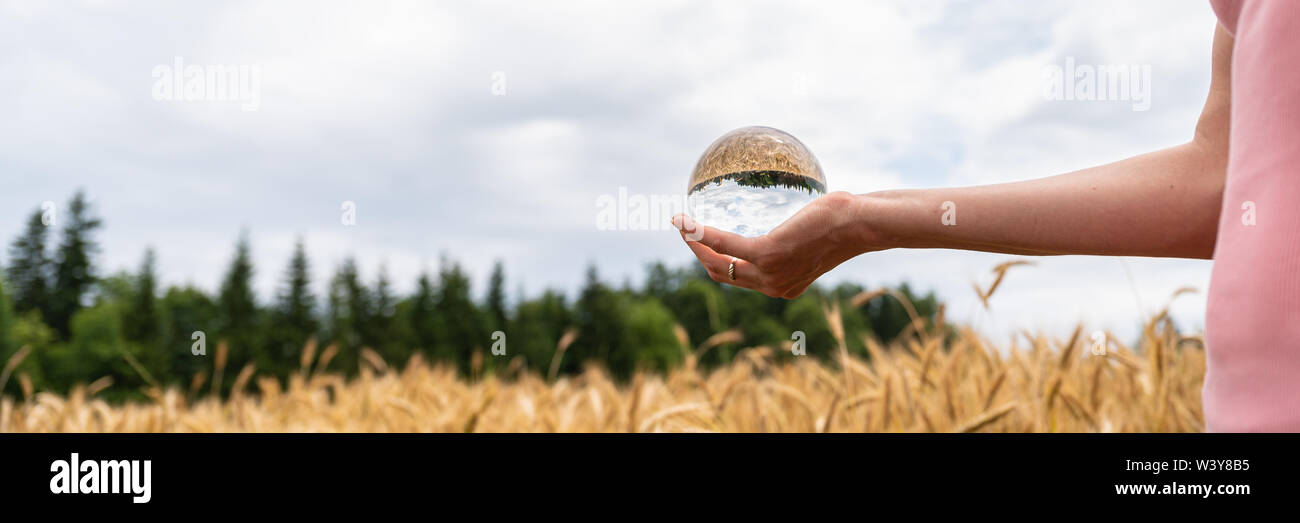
(754, 242), (791, 267)
(825, 191), (853, 205)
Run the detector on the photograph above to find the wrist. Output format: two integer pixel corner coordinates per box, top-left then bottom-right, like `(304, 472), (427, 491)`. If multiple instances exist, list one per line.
(850, 190), (920, 251)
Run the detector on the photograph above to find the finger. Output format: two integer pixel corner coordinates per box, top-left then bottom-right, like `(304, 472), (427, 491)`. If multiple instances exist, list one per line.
(670, 214), (704, 242)
(683, 237), (732, 275)
(672, 214), (762, 260)
(684, 240), (764, 290)
(727, 257), (765, 290)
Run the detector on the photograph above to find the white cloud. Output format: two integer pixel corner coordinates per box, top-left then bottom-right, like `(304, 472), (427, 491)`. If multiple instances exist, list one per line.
(0, 0), (1221, 342)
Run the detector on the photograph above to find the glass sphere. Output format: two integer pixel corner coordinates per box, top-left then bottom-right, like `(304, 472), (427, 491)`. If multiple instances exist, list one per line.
(687, 126), (827, 237)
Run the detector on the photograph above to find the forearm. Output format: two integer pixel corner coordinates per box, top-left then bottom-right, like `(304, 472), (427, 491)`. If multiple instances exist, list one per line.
(856, 141), (1227, 259)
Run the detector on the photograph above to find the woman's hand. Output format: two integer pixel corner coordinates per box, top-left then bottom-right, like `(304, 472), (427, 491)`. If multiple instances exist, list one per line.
(672, 191), (889, 299)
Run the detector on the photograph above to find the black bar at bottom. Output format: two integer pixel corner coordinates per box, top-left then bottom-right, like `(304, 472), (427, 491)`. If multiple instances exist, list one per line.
(1, 433), (1290, 511)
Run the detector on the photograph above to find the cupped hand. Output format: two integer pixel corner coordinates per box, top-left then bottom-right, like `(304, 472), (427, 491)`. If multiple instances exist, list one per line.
(672, 191), (886, 299)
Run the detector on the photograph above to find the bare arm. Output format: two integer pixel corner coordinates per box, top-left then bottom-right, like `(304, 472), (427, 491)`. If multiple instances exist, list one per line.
(866, 24), (1232, 259)
(675, 25), (1233, 298)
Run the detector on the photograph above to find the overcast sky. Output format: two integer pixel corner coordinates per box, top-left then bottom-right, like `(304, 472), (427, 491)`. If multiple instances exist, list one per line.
(1, 0), (1221, 341)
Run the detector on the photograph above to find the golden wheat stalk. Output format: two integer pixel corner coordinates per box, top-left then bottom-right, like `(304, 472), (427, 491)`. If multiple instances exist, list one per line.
(0, 262), (1207, 434)
(974, 260), (1035, 309)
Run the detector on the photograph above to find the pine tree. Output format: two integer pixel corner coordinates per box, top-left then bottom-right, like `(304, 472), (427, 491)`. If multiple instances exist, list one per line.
(6, 210), (53, 317)
(50, 191), (102, 336)
(124, 249), (159, 341)
(0, 271), (16, 368)
(512, 289), (570, 373)
(218, 232), (259, 374)
(372, 264), (398, 361)
(281, 240), (316, 333)
(124, 248), (165, 378)
(433, 258), (486, 372)
(326, 257), (369, 372)
(407, 271), (438, 358)
(643, 261), (673, 302)
(270, 239), (317, 374)
(485, 260), (507, 333)
(571, 264), (627, 375)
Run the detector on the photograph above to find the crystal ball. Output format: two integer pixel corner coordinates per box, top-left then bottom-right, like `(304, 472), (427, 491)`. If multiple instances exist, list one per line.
(687, 126), (827, 237)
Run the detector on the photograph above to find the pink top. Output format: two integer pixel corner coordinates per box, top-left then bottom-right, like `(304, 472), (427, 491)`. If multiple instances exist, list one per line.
(1204, 0), (1300, 431)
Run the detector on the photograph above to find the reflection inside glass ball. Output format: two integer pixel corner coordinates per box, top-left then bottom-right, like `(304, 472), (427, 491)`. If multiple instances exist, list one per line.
(687, 126), (827, 238)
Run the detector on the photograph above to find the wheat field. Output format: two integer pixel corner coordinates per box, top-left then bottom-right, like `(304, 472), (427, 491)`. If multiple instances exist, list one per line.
(0, 283), (1207, 433)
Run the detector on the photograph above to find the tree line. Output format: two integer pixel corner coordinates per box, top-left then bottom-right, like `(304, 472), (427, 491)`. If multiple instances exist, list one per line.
(0, 191), (943, 401)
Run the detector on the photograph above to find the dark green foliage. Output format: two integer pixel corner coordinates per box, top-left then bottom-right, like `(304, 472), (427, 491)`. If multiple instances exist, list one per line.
(159, 285), (217, 384)
(217, 232), (262, 380)
(509, 290), (570, 372)
(666, 278), (730, 363)
(725, 286), (788, 359)
(0, 276), (17, 391)
(6, 210), (53, 317)
(614, 299), (682, 378)
(267, 239), (318, 377)
(326, 257), (369, 373)
(859, 283), (941, 343)
(569, 265), (627, 375)
(371, 264), (404, 365)
(48, 303), (129, 397)
(405, 272), (438, 357)
(690, 170), (825, 195)
(431, 258), (489, 373)
(783, 289), (836, 358)
(0, 191), (947, 401)
(485, 260), (507, 334)
(49, 191), (102, 337)
(123, 249), (167, 382)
